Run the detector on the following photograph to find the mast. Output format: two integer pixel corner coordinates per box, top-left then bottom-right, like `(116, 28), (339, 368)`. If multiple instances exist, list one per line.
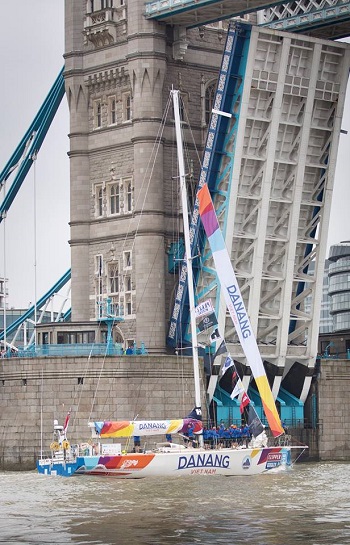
(171, 90), (203, 430)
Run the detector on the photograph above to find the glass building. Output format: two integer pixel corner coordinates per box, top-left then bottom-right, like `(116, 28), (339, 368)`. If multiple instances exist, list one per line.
(328, 242), (350, 332)
(305, 260), (332, 334)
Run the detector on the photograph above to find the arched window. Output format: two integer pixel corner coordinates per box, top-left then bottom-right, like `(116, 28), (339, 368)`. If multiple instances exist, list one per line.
(123, 92), (132, 122)
(126, 180), (132, 212)
(205, 81), (216, 125)
(109, 96), (117, 125)
(109, 183), (120, 214)
(124, 275), (132, 292)
(109, 263), (119, 294)
(93, 99), (102, 129)
(97, 186), (103, 216)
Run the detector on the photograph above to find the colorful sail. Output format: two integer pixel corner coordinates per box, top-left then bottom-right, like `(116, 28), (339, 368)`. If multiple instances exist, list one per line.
(197, 183), (284, 437)
(92, 418), (203, 438)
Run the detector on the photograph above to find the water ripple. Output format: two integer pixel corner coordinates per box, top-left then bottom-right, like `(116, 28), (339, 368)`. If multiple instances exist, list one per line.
(0, 462), (350, 544)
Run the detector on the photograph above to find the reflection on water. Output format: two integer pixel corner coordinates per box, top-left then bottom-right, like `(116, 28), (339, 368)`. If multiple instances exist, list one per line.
(1, 462), (350, 544)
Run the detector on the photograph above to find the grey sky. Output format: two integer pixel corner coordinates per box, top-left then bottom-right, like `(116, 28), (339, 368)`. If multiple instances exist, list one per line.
(0, 2), (349, 309)
(0, 1), (70, 309)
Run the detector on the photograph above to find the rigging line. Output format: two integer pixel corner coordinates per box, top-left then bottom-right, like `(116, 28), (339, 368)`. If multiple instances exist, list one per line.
(134, 235), (164, 315)
(180, 96), (202, 213)
(120, 94), (173, 257)
(104, 97), (172, 326)
(95, 321), (131, 421)
(140, 245), (165, 350)
(40, 367), (43, 459)
(182, 98), (202, 170)
(88, 314), (118, 422)
(2, 178), (7, 351)
(67, 317), (113, 431)
(175, 350), (189, 416)
(32, 153), (38, 348)
(119, 240), (167, 418)
(130, 242), (168, 416)
(70, 342), (99, 432)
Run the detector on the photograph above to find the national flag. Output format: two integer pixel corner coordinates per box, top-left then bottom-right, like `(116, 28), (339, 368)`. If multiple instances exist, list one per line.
(195, 299), (214, 319)
(219, 355), (234, 378)
(230, 378), (245, 399)
(247, 404), (264, 438)
(198, 312), (218, 332)
(187, 406), (202, 421)
(240, 392), (250, 414)
(209, 327), (221, 342)
(214, 340), (227, 358)
(63, 409), (71, 433)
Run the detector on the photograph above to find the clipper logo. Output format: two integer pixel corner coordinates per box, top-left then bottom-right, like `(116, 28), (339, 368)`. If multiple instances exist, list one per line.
(242, 456), (251, 470)
(227, 284), (251, 339)
(178, 453), (230, 470)
(266, 453), (282, 470)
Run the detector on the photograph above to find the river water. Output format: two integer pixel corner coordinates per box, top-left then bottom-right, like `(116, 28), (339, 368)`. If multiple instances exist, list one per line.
(1, 462), (350, 545)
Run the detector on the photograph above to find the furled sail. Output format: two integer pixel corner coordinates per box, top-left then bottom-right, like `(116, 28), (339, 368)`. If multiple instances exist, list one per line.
(92, 418), (203, 438)
(198, 183), (284, 437)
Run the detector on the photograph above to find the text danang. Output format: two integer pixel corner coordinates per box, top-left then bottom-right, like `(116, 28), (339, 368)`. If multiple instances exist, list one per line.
(227, 284), (251, 339)
(178, 453), (230, 470)
(139, 423), (167, 430)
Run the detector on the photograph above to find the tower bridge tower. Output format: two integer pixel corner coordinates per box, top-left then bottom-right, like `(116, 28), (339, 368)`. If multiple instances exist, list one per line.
(64, 0), (226, 352)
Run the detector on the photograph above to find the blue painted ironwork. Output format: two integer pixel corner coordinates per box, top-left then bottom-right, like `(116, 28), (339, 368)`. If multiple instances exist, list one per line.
(3, 342), (148, 359)
(97, 297), (124, 356)
(145, 0), (228, 19)
(261, 0), (350, 37)
(167, 22), (252, 348)
(145, 0), (350, 38)
(144, 0), (288, 29)
(0, 268), (71, 342)
(0, 68), (65, 222)
(167, 239), (185, 273)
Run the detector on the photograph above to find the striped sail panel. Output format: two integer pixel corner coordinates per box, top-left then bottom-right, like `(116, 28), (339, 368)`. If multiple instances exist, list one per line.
(198, 183), (283, 437)
(93, 418), (203, 438)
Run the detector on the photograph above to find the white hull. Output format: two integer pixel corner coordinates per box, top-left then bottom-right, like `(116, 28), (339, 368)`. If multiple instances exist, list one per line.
(36, 444), (303, 478)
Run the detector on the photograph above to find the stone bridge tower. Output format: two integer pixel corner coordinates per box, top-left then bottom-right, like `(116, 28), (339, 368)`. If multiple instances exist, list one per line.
(64, 0), (225, 352)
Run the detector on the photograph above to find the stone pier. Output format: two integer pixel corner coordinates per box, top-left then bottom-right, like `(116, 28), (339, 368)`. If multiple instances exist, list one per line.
(0, 355), (199, 470)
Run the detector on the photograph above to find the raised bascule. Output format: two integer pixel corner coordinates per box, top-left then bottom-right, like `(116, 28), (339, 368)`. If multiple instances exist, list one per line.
(1, 0), (350, 429)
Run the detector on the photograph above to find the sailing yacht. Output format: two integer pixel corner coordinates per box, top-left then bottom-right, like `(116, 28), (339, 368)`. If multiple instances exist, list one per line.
(37, 90), (307, 478)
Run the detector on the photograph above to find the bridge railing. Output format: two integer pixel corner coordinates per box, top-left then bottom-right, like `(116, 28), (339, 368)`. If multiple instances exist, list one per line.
(1, 342), (148, 358)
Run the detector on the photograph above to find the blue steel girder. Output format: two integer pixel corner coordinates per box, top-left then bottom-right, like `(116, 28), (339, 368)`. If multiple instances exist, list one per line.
(0, 68), (65, 222)
(260, 0), (350, 39)
(144, 0), (288, 28)
(0, 269), (71, 342)
(167, 21), (252, 348)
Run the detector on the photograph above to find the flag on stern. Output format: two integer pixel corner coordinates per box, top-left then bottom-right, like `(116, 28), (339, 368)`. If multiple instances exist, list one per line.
(198, 312), (218, 332)
(240, 392), (250, 414)
(63, 409), (71, 433)
(219, 355), (235, 378)
(247, 404), (264, 438)
(214, 340), (227, 358)
(230, 374), (245, 399)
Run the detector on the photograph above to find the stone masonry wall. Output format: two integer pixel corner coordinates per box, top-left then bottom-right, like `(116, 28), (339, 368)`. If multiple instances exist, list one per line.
(1, 355), (349, 469)
(0, 354), (201, 470)
(317, 359), (350, 460)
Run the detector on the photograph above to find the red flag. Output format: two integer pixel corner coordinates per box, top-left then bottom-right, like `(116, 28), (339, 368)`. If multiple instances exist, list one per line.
(240, 393), (250, 414)
(63, 410), (71, 433)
